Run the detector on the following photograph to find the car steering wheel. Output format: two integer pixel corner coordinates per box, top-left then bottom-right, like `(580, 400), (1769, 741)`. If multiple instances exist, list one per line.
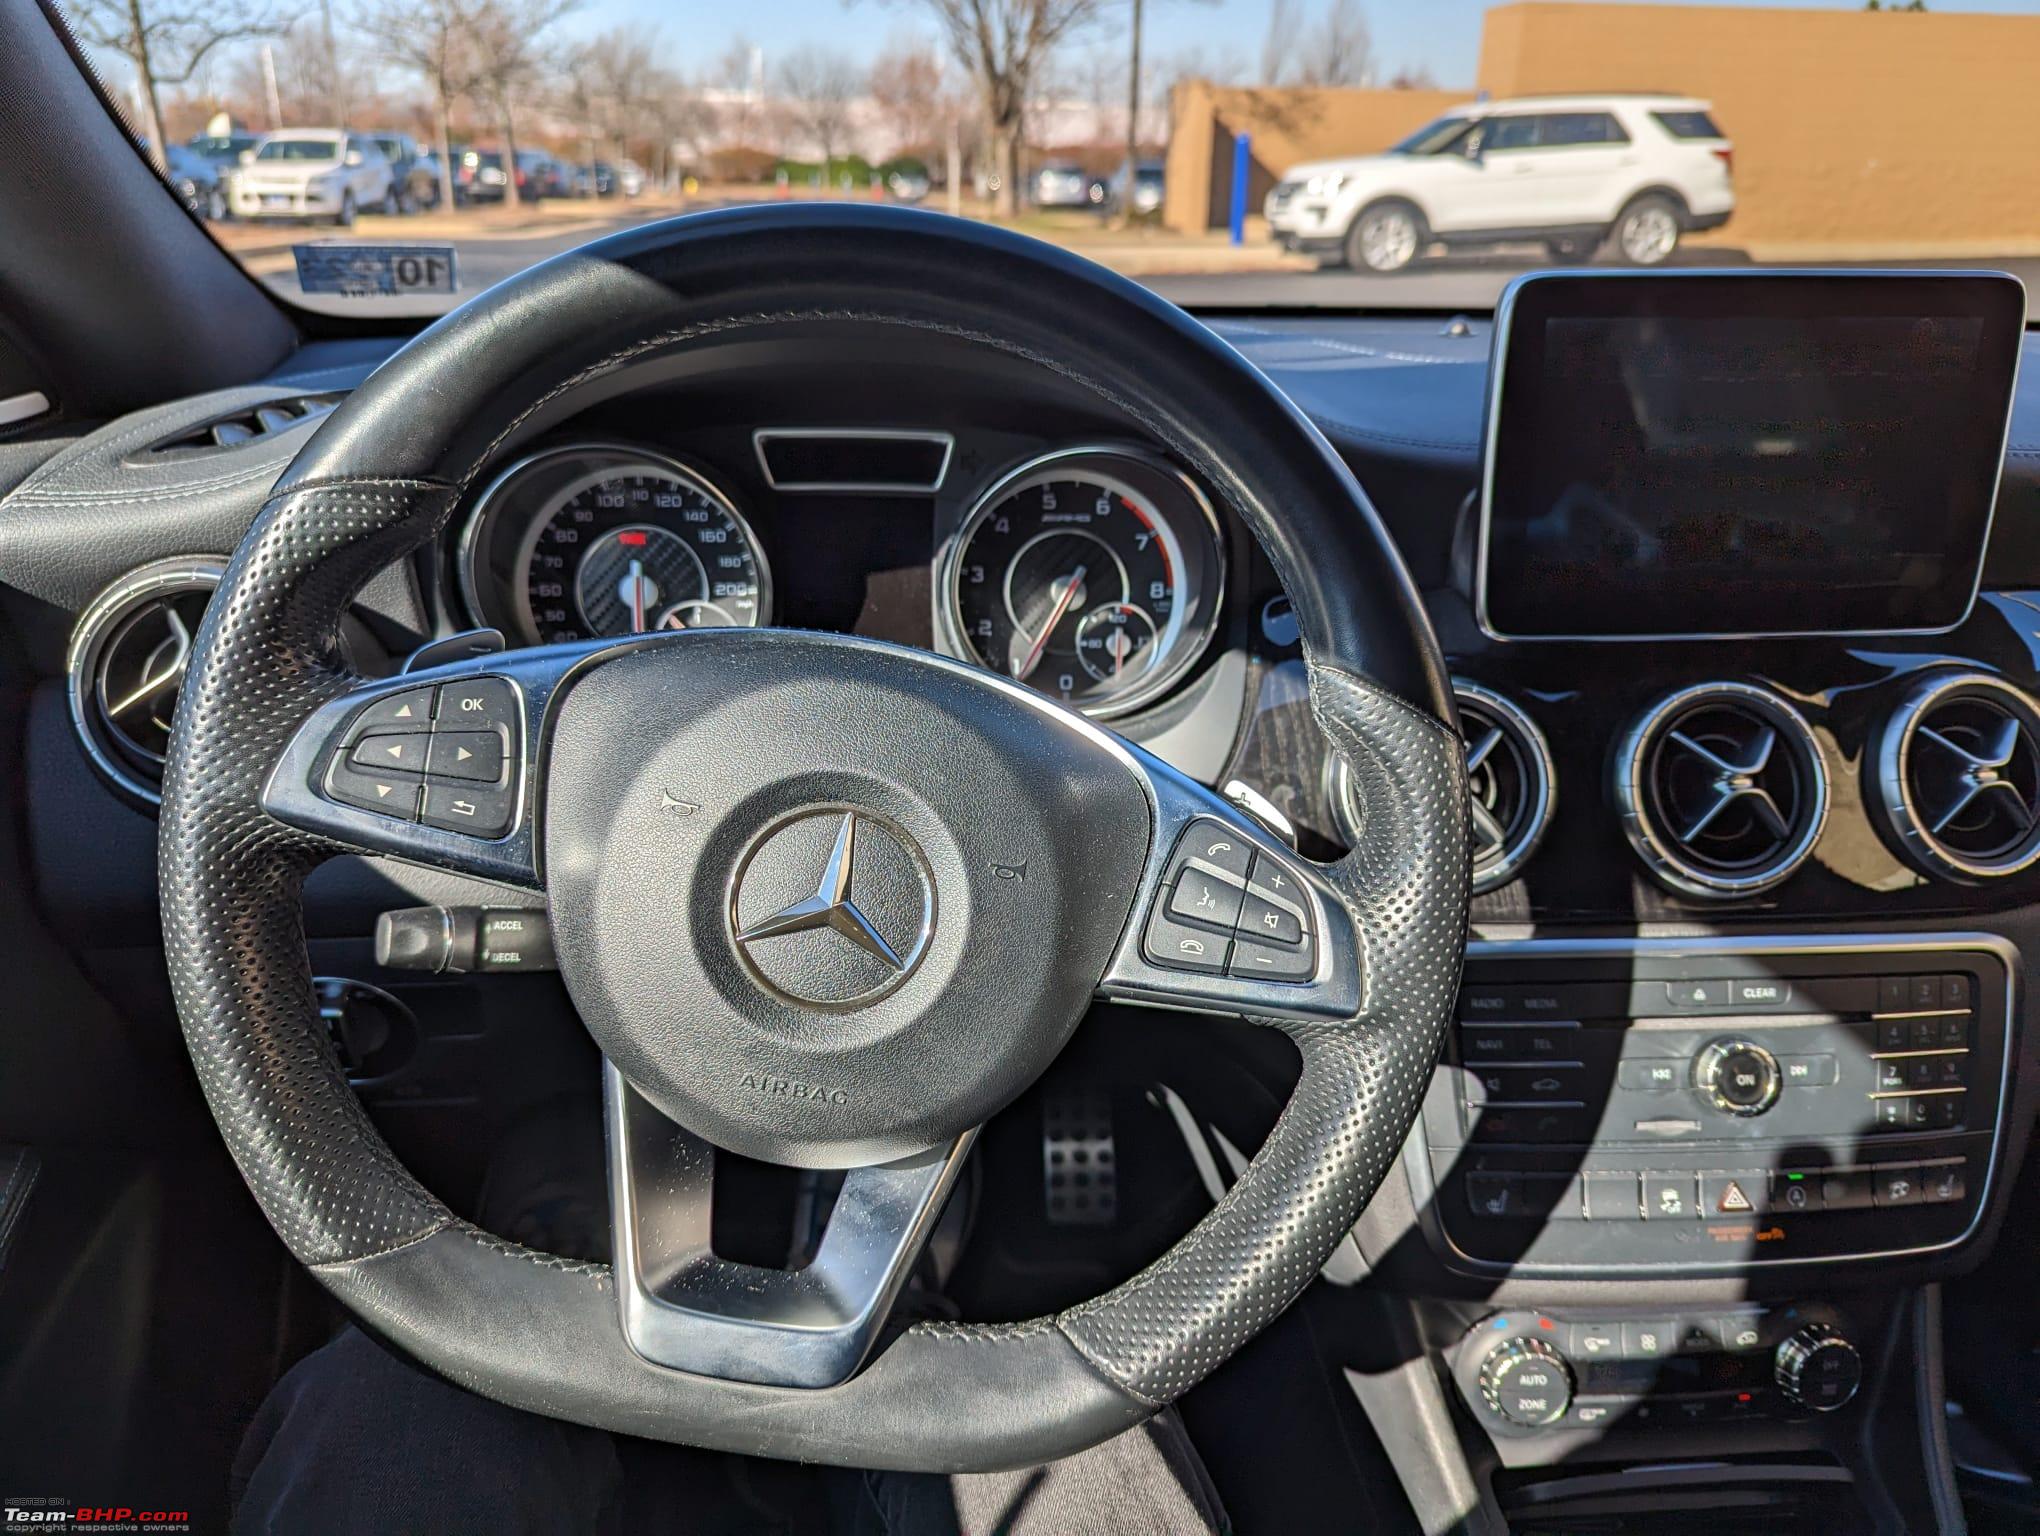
(158, 206), (1468, 1472)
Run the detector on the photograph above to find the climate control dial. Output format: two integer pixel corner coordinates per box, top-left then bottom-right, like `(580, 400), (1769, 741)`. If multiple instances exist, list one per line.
(1478, 1336), (1574, 1426)
(1774, 1324), (1861, 1412)
(1695, 1036), (1782, 1116)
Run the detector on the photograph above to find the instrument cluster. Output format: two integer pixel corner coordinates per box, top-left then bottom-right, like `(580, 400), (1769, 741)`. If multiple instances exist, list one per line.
(454, 435), (1230, 721)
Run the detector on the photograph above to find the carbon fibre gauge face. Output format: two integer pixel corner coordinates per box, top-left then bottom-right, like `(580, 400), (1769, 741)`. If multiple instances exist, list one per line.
(942, 448), (1225, 718)
(459, 447), (771, 646)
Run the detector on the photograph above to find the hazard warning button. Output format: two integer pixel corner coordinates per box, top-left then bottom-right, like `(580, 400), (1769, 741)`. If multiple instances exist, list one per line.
(1702, 1172), (1768, 1216)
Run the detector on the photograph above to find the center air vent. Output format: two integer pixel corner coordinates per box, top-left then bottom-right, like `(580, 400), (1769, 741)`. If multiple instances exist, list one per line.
(1616, 682), (1829, 899)
(146, 392), (343, 456)
(67, 557), (226, 808)
(1873, 671), (2040, 883)
(1330, 679), (1554, 894)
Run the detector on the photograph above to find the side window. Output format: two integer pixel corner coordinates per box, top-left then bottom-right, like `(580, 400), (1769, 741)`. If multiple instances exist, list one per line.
(1482, 115), (1542, 153)
(1541, 113), (1629, 147)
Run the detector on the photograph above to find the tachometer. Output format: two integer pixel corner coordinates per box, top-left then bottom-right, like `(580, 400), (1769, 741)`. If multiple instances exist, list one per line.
(459, 446), (771, 645)
(941, 447), (1224, 717)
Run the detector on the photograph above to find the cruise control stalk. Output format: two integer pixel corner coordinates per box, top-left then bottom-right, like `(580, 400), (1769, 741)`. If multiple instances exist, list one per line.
(374, 905), (556, 974)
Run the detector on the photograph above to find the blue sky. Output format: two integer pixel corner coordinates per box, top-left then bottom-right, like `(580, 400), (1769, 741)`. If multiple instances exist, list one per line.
(562, 0), (2040, 88)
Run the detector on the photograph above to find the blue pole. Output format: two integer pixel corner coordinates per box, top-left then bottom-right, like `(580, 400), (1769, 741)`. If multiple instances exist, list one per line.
(1228, 131), (1251, 246)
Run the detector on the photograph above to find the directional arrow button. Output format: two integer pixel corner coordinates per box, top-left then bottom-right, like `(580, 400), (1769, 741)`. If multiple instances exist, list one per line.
(348, 732), (430, 776)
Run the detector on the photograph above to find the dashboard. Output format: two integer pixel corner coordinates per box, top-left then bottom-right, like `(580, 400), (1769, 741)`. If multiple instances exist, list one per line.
(8, 278), (2040, 1528)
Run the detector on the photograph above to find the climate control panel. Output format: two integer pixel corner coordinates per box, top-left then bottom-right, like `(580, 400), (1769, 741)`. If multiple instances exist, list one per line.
(1415, 938), (2012, 1275)
(1452, 1306), (1862, 1440)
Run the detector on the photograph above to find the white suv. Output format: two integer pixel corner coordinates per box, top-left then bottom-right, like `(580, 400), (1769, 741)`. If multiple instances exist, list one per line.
(231, 130), (394, 226)
(1266, 95), (1733, 272)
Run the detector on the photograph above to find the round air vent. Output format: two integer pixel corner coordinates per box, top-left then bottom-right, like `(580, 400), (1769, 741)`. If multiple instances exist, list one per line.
(1873, 671), (2040, 883)
(67, 557), (226, 808)
(1331, 679), (1555, 893)
(1615, 682), (1829, 899)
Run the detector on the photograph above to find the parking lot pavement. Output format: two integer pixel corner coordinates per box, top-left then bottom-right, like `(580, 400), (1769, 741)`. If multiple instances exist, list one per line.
(231, 208), (2040, 318)
(1148, 250), (2040, 311)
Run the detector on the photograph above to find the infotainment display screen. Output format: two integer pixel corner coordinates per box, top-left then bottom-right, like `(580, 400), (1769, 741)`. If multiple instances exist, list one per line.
(1479, 272), (2024, 640)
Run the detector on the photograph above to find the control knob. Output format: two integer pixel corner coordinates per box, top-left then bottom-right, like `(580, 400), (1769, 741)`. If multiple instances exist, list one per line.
(1695, 1036), (1781, 1116)
(1774, 1323), (1861, 1412)
(1478, 1336), (1574, 1427)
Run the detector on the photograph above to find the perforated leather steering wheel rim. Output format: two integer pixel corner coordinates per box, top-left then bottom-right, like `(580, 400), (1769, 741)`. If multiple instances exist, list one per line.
(158, 206), (1469, 1472)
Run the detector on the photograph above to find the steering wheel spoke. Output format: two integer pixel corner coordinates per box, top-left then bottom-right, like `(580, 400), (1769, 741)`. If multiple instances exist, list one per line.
(261, 638), (662, 890)
(1096, 750), (1364, 1023)
(605, 1063), (974, 1388)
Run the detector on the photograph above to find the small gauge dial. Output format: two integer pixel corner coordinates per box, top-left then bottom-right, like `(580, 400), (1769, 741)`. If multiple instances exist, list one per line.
(459, 447), (771, 646)
(944, 448), (1224, 717)
(1075, 602), (1159, 682)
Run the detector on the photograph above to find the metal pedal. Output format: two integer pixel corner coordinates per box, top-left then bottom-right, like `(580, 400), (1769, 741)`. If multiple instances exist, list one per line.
(1042, 1087), (1117, 1226)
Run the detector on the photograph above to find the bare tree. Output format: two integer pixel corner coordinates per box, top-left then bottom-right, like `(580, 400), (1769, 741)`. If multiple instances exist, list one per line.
(869, 39), (955, 158)
(1260, 0), (1300, 85)
(777, 45), (865, 181)
(65, 0), (283, 171)
(1298, 0), (1371, 88)
(573, 29), (659, 172)
(889, 0), (1107, 217)
(469, 0), (579, 206)
(353, 0), (490, 211)
(1383, 63), (1436, 89)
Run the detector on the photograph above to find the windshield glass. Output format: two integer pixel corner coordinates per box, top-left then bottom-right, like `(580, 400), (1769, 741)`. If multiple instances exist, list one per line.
(1390, 114), (1475, 156)
(61, 0), (2039, 316)
(256, 138), (342, 162)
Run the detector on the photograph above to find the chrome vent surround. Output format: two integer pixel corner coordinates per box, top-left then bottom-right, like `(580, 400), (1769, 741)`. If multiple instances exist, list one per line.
(1874, 671), (2040, 883)
(66, 557), (227, 808)
(1331, 679), (1554, 894)
(146, 392), (343, 456)
(1616, 682), (1829, 899)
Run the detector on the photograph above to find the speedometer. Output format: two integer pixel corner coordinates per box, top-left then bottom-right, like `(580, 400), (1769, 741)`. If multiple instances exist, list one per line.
(940, 447), (1224, 717)
(459, 446), (771, 645)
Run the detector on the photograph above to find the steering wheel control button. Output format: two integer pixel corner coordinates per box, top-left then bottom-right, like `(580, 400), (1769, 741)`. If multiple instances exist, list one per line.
(1166, 865), (1244, 931)
(1229, 934), (1315, 982)
(1143, 911), (1230, 974)
(324, 758), (421, 820)
(348, 732), (429, 775)
(1239, 889), (1303, 946)
(345, 684), (436, 739)
(421, 779), (515, 838)
(437, 677), (519, 733)
(425, 730), (505, 782)
(1169, 819), (1254, 883)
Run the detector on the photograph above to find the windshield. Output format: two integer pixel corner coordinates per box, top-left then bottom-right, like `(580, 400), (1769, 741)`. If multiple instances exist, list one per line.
(61, 0), (2038, 315)
(256, 138), (341, 162)
(1390, 114), (1476, 156)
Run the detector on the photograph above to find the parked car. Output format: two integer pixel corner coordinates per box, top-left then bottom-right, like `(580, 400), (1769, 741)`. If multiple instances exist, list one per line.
(616, 160), (645, 197)
(589, 161), (618, 197)
(456, 147), (553, 204)
(367, 132), (433, 213)
(886, 166), (931, 203)
(156, 142), (227, 220)
(1031, 162), (1104, 209)
(230, 129), (394, 226)
(186, 130), (259, 215)
(1264, 93), (1734, 272)
(1105, 158), (1164, 219)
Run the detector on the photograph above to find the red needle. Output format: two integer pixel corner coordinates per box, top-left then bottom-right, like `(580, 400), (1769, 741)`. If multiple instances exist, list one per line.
(1017, 565), (1086, 680)
(627, 559), (646, 632)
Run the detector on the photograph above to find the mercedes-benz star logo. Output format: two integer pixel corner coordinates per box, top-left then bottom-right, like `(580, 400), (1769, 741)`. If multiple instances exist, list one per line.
(736, 812), (905, 967)
(728, 808), (934, 1008)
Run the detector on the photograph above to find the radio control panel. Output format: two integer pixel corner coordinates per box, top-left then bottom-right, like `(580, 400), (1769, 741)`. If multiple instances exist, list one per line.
(1414, 938), (2014, 1275)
